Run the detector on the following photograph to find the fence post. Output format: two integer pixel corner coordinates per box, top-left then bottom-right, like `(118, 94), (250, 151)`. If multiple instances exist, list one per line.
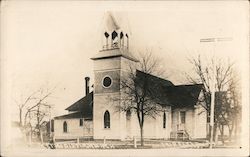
(133, 136), (137, 148)
(40, 132), (44, 144)
(77, 137), (79, 144)
(29, 131), (32, 146)
(104, 136), (106, 145)
(52, 135), (55, 143)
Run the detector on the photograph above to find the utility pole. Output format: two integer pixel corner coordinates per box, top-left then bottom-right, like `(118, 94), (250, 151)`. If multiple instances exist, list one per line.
(200, 37), (233, 148)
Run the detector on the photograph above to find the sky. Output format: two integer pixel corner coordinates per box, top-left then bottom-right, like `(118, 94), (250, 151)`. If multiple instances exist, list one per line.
(1, 1), (249, 121)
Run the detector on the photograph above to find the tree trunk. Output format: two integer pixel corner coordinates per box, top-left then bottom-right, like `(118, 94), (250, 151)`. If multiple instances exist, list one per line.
(37, 105), (41, 140)
(207, 125), (211, 139)
(229, 128), (233, 142)
(19, 109), (23, 126)
(29, 124), (32, 145)
(213, 122), (217, 141)
(29, 130), (32, 146)
(40, 131), (43, 144)
(207, 113), (211, 139)
(24, 111), (29, 126)
(140, 125), (144, 146)
(234, 118), (238, 143)
(221, 125), (224, 145)
(213, 122), (219, 145)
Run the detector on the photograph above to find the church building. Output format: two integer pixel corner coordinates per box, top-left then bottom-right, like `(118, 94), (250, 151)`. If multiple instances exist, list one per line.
(54, 12), (208, 141)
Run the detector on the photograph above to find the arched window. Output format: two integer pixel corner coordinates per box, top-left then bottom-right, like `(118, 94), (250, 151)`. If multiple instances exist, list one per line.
(120, 32), (124, 47)
(126, 110), (131, 120)
(111, 31), (118, 40)
(104, 110), (110, 129)
(104, 32), (109, 38)
(120, 32), (124, 39)
(79, 119), (83, 126)
(163, 112), (166, 129)
(63, 121), (67, 133)
(125, 33), (129, 48)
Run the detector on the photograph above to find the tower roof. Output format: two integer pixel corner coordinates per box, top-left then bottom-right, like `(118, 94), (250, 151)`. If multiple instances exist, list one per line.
(103, 12), (120, 32)
(92, 11), (137, 62)
(102, 11), (131, 35)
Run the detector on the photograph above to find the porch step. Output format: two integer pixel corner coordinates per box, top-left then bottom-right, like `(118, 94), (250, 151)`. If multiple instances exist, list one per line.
(170, 130), (190, 140)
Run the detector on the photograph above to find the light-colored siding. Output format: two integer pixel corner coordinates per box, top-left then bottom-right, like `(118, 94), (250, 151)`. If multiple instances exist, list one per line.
(193, 91), (208, 138)
(172, 108), (194, 136)
(194, 104), (207, 138)
(93, 93), (125, 140)
(171, 105), (207, 139)
(93, 56), (121, 72)
(54, 118), (93, 139)
(126, 106), (171, 139)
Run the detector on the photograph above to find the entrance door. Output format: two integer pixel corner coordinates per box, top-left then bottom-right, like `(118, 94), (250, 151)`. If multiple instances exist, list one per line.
(179, 111), (186, 130)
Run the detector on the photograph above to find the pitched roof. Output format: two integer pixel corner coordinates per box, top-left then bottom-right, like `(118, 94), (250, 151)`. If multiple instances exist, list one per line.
(162, 84), (203, 108)
(54, 92), (94, 120)
(54, 111), (92, 120)
(136, 70), (203, 108)
(65, 92), (93, 112)
(136, 70), (174, 87)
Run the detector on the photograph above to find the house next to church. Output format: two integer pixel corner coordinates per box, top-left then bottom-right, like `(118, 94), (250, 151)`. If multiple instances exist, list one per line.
(54, 12), (208, 140)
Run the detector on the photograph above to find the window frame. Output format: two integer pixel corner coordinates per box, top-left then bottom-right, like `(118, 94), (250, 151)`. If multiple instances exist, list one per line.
(126, 110), (131, 121)
(163, 112), (166, 129)
(104, 110), (110, 129)
(180, 111), (186, 124)
(63, 121), (68, 133)
(79, 118), (83, 127)
(102, 75), (113, 88)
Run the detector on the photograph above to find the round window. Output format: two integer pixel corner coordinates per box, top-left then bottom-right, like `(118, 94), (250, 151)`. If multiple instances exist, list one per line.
(103, 76), (112, 88)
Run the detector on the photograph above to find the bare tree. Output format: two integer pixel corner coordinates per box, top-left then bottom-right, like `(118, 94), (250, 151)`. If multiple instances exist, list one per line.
(187, 55), (241, 143)
(221, 70), (241, 142)
(14, 91), (38, 126)
(115, 51), (168, 146)
(15, 86), (55, 143)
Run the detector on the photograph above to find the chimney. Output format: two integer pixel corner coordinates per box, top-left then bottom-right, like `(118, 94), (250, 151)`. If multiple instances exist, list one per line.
(85, 77), (90, 95)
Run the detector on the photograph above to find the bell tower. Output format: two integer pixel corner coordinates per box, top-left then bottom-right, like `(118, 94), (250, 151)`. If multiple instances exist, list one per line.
(91, 12), (138, 140)
(101, 12), (130, 50)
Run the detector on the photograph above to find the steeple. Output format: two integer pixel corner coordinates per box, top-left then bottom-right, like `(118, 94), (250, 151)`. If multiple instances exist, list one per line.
(103, 12), (120, 32)
(102, 12), (130, 51)
(91, 12), (138, 62)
